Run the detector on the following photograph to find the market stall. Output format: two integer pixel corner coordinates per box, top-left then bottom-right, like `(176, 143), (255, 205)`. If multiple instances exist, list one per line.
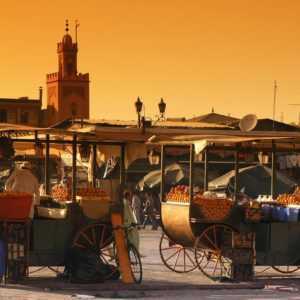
(152, 131), (300, 281)
(0, 126), (145, 284)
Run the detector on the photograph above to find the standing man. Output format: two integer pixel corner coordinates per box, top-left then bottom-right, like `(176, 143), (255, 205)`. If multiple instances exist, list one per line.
(5, 161), (40, 218)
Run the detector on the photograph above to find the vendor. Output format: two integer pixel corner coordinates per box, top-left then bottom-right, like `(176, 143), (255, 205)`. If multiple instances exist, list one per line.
(5, 161), (40, 218)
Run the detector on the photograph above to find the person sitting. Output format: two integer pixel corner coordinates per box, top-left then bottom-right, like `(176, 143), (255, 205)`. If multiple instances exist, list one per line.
(5, 161), (40, 218)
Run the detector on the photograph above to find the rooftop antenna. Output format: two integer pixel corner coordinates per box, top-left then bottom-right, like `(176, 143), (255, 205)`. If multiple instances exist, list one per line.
(272, 80), (277, 130)
(75, 20), (80, 43)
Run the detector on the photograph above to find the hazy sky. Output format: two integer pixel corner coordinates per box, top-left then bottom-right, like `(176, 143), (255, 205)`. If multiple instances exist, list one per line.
(1, 0), (300, 122)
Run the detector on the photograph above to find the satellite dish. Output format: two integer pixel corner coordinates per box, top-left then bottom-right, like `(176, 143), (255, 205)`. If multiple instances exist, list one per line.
(239, 114), (258, 132)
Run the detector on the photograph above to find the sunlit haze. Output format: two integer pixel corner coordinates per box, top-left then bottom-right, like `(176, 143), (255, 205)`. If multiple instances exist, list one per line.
(1, 0), (300, 123)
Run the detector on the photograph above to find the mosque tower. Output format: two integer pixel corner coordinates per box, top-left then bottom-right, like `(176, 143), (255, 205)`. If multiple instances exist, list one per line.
(46, 20), (89, 126)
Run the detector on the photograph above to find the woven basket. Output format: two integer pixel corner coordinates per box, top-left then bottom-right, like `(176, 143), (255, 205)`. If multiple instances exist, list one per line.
(193, 196), (233, 221)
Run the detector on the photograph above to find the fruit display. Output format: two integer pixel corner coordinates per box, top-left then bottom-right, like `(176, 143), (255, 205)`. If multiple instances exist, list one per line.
(277, 194), (300, 206)
(77, 188), (109, 200)
(193, 194), (233, 221)
(51, 184), (70, 202)
(166, 185), (189, 203)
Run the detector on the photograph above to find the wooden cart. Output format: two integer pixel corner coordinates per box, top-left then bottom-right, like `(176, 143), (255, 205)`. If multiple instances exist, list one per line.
(156, 133), (300, 280)
(1, 129), (142, 284)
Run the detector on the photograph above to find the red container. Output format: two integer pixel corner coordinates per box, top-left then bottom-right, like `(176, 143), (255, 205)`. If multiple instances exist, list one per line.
(0, 193), (33, 220)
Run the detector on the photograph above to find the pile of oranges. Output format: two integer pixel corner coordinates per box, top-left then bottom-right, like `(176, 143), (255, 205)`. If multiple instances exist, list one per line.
(51, 185), (70, 202)
(193, 194), (233, 221)
(277, 194), (300, 206)
(166, 185), (189, 203)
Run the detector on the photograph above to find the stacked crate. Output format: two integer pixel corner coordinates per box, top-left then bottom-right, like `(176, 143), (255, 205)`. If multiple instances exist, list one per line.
(231, 232), (255, 281)
(5, 222), (29, 282)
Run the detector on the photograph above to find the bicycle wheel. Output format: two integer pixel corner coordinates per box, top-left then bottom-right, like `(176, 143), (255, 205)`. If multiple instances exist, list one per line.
(128, 244), (143, 283)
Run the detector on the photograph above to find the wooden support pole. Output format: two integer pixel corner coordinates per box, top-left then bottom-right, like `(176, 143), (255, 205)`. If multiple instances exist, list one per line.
(44, 134), (50, 194)
(111, 143), (135, 284)
(189, 144), (194, 203)
(111, 212), (135, 283)
(271, 141), (276, 198)
(119, 144), (126, 203)
(92, 144), (97, 188)
(160, 145), (165, 203)
(204, 148), (208, 192)
(234, 147), (239, 201)
(72, 134), (77, 203)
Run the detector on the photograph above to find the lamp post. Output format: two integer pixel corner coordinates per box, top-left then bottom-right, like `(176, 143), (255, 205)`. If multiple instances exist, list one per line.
(158, 98), (166, 120)
(135, 97), (143, 128)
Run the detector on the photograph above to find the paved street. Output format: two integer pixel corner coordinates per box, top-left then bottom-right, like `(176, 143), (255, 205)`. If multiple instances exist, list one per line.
(1, 229), (300, 299)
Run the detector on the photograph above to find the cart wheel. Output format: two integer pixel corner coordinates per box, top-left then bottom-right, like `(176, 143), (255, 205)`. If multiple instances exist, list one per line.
(272, 265), (300, 274)
(72, 223), (117, 280)
(194, 224), (235, 280)
(159, 233), (197, 273)
(72, 223), (113, 251)
(100, 242), (117, 265)
(128, 244), (143, 283)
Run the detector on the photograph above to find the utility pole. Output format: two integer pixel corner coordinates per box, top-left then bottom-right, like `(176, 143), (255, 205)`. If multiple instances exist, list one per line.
(272, 80), (277, 130)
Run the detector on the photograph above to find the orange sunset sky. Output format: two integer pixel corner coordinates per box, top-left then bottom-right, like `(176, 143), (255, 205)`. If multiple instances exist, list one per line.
(1, 0), (300, 123)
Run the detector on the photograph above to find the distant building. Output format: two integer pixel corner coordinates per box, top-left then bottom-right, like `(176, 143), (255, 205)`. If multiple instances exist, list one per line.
(0, 89), (42, 127)
(0, 21), (89, 127)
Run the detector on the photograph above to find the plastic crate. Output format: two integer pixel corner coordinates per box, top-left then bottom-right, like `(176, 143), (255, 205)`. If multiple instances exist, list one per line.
(0, 193), (33, 220)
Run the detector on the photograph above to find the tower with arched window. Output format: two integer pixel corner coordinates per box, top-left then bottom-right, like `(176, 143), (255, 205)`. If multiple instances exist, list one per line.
(46, 20), (89, 126)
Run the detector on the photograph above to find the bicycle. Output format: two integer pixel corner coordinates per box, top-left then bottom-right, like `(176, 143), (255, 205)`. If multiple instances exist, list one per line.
(100, 223), (143, 284)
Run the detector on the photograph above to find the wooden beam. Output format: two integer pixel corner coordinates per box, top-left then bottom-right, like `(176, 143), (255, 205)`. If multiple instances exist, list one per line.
(44, 134), (50, 194)
(72, 134), (77, 203)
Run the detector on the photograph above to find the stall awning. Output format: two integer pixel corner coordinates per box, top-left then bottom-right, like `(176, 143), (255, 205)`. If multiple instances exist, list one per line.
(147, 130), (300, 152)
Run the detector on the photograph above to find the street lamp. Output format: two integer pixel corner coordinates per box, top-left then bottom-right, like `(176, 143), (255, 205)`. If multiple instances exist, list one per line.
(135, 97), (143, 128)
(158, 98), (166, 120)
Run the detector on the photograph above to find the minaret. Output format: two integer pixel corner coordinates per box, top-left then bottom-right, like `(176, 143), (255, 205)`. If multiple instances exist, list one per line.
(57, 20), (78, 78)
(46, 20), (89, 126)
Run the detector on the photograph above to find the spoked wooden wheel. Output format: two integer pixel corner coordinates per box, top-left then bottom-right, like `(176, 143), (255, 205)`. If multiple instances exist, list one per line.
(194, 224), (235, 280)
(72, 223), (116, 278)
(100, 243), (117, 265)
(72, 223), (113, 252)
(159, 233), (197, 273)
(272, 265), (300, 274)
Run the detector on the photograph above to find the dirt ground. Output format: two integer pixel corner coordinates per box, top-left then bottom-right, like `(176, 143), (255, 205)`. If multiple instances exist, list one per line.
(1, 229), (300, 299)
